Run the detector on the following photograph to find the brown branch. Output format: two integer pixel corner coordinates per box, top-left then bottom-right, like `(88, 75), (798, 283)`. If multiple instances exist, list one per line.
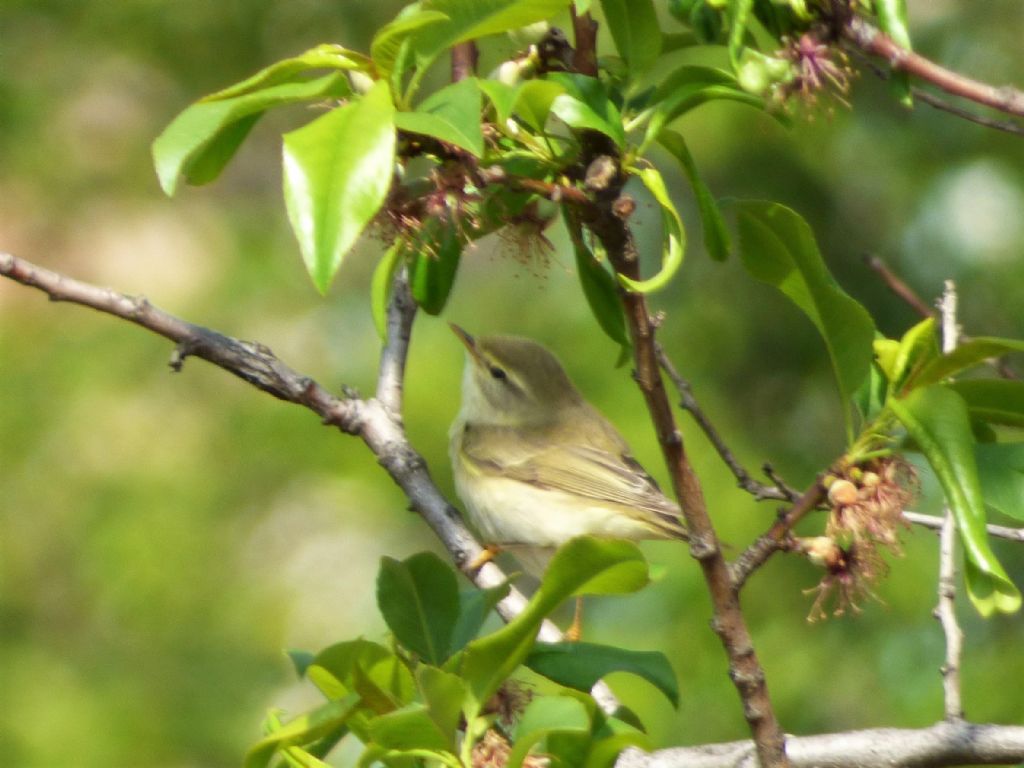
(0, 252), (623, 717)
(569, 7), (598, 77)
(450, 41), (478, 82)
(912, 87), (1024, 137)
(843, 15), (1024, 118)
(656, 343), (795, 502)
(731, 478), (828, 589)
(864, 254), (934, 319)
(578, 198), (787, 765)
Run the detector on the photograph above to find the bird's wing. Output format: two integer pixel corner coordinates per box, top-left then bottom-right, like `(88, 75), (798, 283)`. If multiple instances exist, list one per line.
(460, 425), (686, 539)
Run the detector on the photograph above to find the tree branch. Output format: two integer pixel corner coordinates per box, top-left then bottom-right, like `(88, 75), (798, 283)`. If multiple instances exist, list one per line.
(0, 251), (622, 716)
(569, 7), (598, 77)
(450, 41), (478, 82)
(863, 254), (934, 320)
(577, 199), (787, 764)
(616, 721), (1024, 768)
(903, 511), (1024, 543)
(843, 15), (1024, 119)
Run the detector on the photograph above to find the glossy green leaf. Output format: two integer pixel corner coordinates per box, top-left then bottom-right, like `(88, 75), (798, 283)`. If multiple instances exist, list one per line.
(308, 639), (415, 713)
(975, 442), (1024, 520)
(950, 379), (1024, 428)
(618, 167), (685, 293)
(457, 537), (648, 716)
(372, 7), (451, 78)
(413, 0), (569, 65)
(203, 44), (369, 101)
(508, 696), (591, 768)
(642, 83), (766, 151)
(371, 241), (407, 340)
(564, 211), (630, 351)
(547, 73), (625, 147)
(736, 200), (875, 442)
(909, 337), (1024, 389)
(853, 360), (888, 423)
(876, 0), (913, 106)
(416, 665), (467, 746)
(282, 80), (396, 293)
(526, 641), (679, 707)
(366, 705), (452, 752)
(489, 79), (566, 132)
(408, 222), (463, 314)
(449, 582), (511, 655)
(245, 695), (360, 768)
(153, 72), (350, 196)
(377, 552), (460, 665)
(600, 0), (661, 74)
(888, 317), (940, 393)
(657, 129), (730, 261)
(394, 78), (484, 156)
(890, 385), (1021, 615)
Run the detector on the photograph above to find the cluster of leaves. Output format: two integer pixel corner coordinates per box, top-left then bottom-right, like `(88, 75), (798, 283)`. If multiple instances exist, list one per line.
(735, 202), (1024, 617)
(247, 538), (678, 767)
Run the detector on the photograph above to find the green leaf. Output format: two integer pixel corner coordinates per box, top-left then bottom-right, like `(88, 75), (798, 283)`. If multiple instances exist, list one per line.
(547, 72), (626, 148)
(876, 0), (913, 106)
(642, 82), (766, 151)
(887, 317), (940, 393)
(449, 582), (511, 655)
(203, 44), (369, 101)
(853, 360), (888, 423)
(371, 241), (407, 340)
(394, 78), (484, 156)
(372, 7), (451, 78)
(408, 221), (463, 314)
(657, 130), (730, 261)
(600, 0), (661, 75)
(890, 385), (1021, 615)
(564, 211), (630, 351)
(457, 537), (648, 717)
(308, 639), (415, 713)
(513, 80), (567, 132)
(282, 80), (396, 293)
(909, 337), (1024, 389)
(245, 695), (361, 768)
(975, 442), (1024, 520)
(618, 167), (685, 293)
(508, 696), (591, 768)
(416, 665), (468, 746)
(526, 641), (678, 707)
(153, 72), (350, 196)
(367, 705), (452, 752)
(413, 0), (569, 65)
(377, 552), (460, 665)
(950, 379), (1024, 428)
(736, 200), (875, 442)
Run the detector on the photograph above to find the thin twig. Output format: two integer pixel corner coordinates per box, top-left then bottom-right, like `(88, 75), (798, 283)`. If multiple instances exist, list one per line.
(936, 279), (964, 720)
(656, 343), (793, 502)
(731, 478), (828, 589)
(843, 16), (1024, 118)
(903, 510), (1024, 543)
(569, 7), (598, 77)
(450, 41), (478, 82)
(864, 254), (934, 319)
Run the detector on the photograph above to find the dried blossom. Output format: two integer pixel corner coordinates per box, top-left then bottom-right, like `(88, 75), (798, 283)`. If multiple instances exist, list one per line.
(799, 537), (887, 621)
(776, 32), (855, 111)
(472, 729), (549, 768)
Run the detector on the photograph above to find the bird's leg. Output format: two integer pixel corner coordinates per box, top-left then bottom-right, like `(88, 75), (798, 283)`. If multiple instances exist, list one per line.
(468, 544), (501, 571)
(564, 596), (585, 642)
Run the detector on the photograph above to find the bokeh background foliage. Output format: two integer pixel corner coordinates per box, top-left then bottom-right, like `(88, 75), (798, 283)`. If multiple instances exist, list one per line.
(2, 1), (1024, 765)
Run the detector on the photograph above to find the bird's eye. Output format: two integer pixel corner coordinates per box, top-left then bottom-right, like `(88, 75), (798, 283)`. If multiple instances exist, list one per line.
(489, 365), (507, 381)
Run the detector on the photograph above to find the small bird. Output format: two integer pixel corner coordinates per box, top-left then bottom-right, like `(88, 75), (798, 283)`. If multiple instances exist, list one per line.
(448, 325), (686, 634)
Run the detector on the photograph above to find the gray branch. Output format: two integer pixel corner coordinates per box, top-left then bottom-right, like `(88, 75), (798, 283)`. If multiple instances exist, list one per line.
(617, 721), (1024, 768)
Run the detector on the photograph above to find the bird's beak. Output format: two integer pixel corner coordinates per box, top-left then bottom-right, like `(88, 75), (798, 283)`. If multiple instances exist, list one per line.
(449, 323), (483, 364)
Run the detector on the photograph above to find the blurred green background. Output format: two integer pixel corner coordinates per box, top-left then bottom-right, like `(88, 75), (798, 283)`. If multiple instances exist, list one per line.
(2, 1), (1023, 765)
